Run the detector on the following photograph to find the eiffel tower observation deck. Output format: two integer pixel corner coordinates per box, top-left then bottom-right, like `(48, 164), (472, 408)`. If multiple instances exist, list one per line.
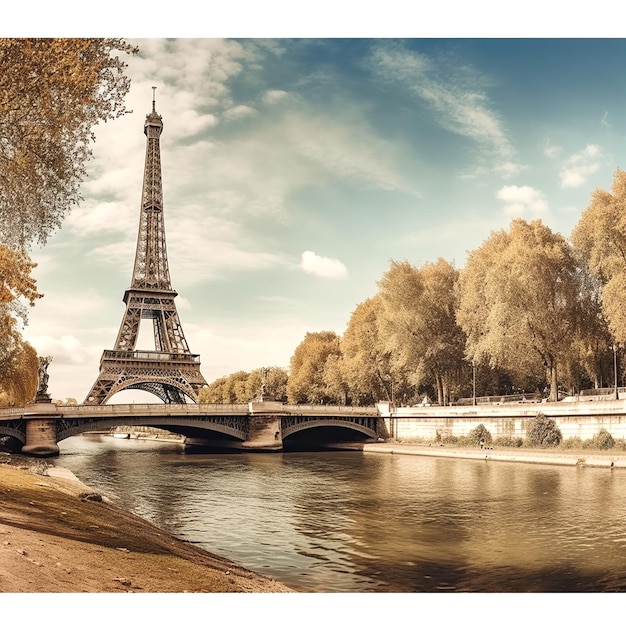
(84, 90), (208, 404)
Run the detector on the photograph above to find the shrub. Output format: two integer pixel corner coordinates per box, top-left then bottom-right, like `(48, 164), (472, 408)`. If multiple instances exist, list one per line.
(494, 436), (523, 448)
(435, 430), (458, 444)
(526, 413), (562, 448)
(561, 436), (583, 450)
(592, 429), (615, 450)
(468, 424), (493, 447)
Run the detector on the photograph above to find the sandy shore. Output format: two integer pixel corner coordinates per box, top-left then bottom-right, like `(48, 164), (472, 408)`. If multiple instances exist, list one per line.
(0, 457), (293, 593)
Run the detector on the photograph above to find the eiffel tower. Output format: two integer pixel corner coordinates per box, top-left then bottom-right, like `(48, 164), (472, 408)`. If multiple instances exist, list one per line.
(84, 90), (208, 405)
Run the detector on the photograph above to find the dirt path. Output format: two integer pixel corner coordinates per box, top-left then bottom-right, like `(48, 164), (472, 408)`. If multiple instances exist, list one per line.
(0, 459), (292, 593)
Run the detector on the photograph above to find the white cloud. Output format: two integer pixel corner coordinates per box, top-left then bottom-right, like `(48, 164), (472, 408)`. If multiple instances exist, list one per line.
(497, 185), (549, 217)
(560, 144), (602, 188)
(263, 89), (290, 105)
(601, 112), (611, 128)
(494, 161), (526, 178)
(369, 43), (515, 162)
(544, 143), (562, 159)
(27, 334), (95, 366)
(223, 105), (257, 121)
(300, 251), (348, 279)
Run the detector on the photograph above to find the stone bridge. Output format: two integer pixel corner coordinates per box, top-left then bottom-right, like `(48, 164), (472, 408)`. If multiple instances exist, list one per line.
(0, 400), (385, 457)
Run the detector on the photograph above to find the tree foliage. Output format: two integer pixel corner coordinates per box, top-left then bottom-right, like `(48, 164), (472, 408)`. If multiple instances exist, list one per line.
(572, 169), (626, 344)
(0, 38), (137, 249)
(287, 331), (342, 404)
(0, 246), (42, 405)
(197, 367), (288, 404)
(0, 333), (38, 406)
(0, 39), (136, 405)
(458, 219), (583, 401)
(378, 258), (466, 405)
(340, 296), (403, 405)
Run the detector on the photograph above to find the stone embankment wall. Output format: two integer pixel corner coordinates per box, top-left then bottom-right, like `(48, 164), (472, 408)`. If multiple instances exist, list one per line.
(377, 400), (626, 442)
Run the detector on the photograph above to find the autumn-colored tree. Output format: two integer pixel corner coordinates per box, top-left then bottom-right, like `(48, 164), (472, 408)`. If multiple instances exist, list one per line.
(0, 38), (137, 249)
(561, 261), (614, 393)
(0, 39), (135, 403)
(54, 397), (78, 406)
(321, 353), (349, 405)
(197, 367), (288, 404)
(571, 169), (626, 345)
(340, 295), (409, 405)
(245, 367), (288, 402)
(377, 258), (467, 405)
(458, 219), (584, 402)
(287, 331), (342, 404)
(0, 246), (42, 404)
(0, 336), (38, 406)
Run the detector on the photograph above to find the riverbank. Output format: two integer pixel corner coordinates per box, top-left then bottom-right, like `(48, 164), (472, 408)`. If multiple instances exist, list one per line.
(362, 441), (626, 468)
(0, 456), (293, 593)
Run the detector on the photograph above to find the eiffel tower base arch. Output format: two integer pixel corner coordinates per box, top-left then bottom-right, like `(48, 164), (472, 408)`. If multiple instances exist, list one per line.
(84, 351), (207, 405)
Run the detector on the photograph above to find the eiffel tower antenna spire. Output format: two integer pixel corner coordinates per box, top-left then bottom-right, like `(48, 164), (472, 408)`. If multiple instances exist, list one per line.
(84, 92), (208, 405)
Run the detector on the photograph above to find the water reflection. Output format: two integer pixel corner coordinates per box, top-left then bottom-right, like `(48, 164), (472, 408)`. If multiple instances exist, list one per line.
(52, 435), (626, 592)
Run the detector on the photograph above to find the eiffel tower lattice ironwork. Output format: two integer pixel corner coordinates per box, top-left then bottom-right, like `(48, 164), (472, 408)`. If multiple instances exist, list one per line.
(84, 91), (208, 405)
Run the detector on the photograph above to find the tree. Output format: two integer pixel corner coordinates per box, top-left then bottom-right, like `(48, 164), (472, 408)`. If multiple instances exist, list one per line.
(197, 367), (288, 404)
(287, 331), (342, 404)
(340, 295), (408, 405)
(571, 169), (626, 344)
(377, 258), (467, 405)
(0, 246), (42, 405)
(1, 39), (136, 403)
(0, 334), (38, 406)
(0, 38), (137, 249)
(458, 219), (584, 402)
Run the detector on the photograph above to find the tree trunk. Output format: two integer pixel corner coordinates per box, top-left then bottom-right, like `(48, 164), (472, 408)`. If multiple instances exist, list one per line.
(548, 362), (559, 402)
(435, 375), (444, 405)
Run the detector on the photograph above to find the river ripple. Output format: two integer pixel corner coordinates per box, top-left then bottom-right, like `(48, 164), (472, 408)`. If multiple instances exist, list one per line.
(51, 435), (626, 592)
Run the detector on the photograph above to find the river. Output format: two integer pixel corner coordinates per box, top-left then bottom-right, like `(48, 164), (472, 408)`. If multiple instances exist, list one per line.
(50, 434), (626, 593)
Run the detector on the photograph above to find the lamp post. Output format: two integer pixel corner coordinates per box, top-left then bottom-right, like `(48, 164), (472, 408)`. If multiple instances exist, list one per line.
(614, 344), (619, 400)
(472, 359), (476, 406)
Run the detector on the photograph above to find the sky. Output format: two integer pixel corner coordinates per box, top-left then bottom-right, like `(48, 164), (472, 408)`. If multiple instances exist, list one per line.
(10, 18), (626, 404)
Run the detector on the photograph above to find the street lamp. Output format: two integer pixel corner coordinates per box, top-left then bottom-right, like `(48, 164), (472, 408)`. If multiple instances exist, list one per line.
(472, 359), (476, 406)
(613, 344), (619, 400)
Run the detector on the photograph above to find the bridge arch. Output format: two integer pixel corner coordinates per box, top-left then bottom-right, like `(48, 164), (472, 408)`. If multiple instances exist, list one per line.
(0, 422), (26, 446)
(55, 415), (248, 443)
(281, 417), (379, 442)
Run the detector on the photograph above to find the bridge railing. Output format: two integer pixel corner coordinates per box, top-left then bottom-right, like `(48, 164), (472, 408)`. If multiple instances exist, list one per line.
(281, 404), (379, 415)
(60, 403), (250, 416)
(1, 402), (381, 420)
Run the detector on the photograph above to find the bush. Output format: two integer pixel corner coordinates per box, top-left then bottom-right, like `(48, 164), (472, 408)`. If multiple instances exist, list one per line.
(561, 436), (583, 450)
(526, 413), (562, 448)
(494, 436), (523, 448)
(592, 429), (615, 450)
(435, 430), (459, 444)
(468, 424), (493, 447)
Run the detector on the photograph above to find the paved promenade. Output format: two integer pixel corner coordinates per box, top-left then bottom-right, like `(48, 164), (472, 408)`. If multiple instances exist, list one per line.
(362, 442), (626, 468)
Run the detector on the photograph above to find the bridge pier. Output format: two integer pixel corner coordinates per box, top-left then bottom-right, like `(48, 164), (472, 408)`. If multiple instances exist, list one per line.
(20, 404), (60, 458)
(242, 402), (283, 451)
